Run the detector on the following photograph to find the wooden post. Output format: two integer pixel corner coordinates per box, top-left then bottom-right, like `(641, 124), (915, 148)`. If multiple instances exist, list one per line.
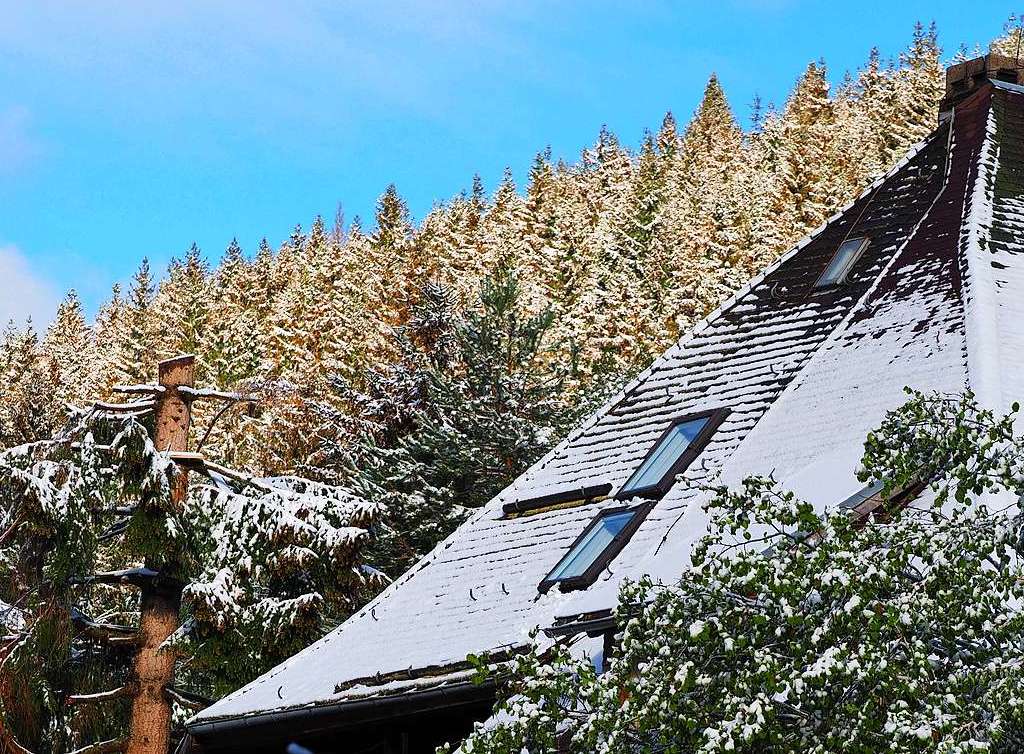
(126, 355), (194, 754)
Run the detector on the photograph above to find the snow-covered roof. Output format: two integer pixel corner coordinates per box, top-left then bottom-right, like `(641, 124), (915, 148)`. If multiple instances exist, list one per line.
(190, 79), (1024, 730)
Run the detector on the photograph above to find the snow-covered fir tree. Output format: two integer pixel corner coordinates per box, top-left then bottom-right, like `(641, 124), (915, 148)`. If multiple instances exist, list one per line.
(0, 385), (381, 751)
(342, 264), (580, 576)
(0, 322), (58, 447)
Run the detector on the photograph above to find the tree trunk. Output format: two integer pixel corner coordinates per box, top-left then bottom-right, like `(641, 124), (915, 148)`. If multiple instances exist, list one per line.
(126, 355), (194, 754)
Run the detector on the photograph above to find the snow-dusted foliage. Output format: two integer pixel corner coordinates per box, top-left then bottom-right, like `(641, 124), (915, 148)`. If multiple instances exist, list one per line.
(0, 407), (379, 750)
(453, 391), (1024, 754)
(0, 409), (169, 751)
(183, 475), (383, 692)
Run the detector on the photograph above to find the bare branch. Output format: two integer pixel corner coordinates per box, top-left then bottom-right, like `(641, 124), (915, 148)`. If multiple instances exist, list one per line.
(70, 568), (184, 593)
(164, 685), (213, 711)
(195, 399), (251, 452)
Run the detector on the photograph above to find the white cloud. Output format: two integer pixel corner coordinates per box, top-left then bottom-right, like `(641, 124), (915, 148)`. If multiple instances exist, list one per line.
(0, 244), (60, 327)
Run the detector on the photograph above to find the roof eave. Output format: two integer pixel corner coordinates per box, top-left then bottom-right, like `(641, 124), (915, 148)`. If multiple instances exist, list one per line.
(185, 677), (496, 747)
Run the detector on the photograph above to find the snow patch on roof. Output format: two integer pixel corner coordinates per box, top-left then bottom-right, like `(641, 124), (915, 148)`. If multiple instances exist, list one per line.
(960, 97), (1003, 410)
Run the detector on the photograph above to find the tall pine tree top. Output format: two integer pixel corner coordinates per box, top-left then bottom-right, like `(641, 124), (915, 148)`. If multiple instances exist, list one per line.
(373, 184), (413, 252)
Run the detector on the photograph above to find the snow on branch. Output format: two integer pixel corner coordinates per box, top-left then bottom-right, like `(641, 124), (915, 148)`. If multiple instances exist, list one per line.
(184, 474), (380, 638)
(177, 386), (257, 402)
(67, 685), (132, 705)
(91, 400), (156, 413)
(67, 739), (127, 754)
(111, 384), (166, 395)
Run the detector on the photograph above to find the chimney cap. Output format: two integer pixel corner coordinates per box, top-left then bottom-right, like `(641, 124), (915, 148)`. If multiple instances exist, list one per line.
(941, 54), (1024, 117)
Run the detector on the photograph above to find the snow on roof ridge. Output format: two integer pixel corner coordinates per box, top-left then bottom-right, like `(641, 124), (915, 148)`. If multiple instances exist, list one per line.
(959, 90), (1004, 410)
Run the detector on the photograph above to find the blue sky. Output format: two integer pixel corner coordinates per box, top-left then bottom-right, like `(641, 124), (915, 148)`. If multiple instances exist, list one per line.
(0, 1), (1013, 324)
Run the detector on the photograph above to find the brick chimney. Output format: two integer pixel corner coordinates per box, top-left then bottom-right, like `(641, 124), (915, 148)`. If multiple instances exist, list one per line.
(940, 54), (1024, 121)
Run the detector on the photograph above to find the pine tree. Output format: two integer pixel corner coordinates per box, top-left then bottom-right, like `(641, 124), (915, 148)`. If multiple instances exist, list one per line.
(896, 22), (944, 147)
(603, 132), (666, 366)
(372, 184), (413, 254)
(207, 239), (258, 389)
(0, 321), (58, 446)
(565, 126), (636, 375)
(772, 62), (841, 239)
(662, 74), (748, 333)
(92, 283), (128, 394)
(369, 184), (416, 328)
(348, 265), (577, 576)
(115, 259), (159, 385)
(469, 173), (487, 229)
(155, 244), (210, 374)
(655, 111), (680, 158)
(42, 291), (96, 407)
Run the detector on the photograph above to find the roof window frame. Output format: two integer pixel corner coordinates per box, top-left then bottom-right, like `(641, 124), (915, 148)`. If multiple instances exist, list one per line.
(814, 236), (870, 289)
(615, 408), (730, 501)
(502, 483), (613, 517)
(538, 502), (652, 593)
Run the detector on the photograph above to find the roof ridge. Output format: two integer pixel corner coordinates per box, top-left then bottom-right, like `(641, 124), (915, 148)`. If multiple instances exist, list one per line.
(959, 85), (1004, 410)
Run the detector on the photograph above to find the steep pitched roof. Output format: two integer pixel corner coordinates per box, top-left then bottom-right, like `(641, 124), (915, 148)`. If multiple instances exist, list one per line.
(190, 80), (1024, 732)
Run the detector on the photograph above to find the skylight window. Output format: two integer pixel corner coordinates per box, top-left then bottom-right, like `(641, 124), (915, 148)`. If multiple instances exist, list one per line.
(616, 409), (729, 500)
(815, 237), (869, 288)
(539, 506), (647, 592)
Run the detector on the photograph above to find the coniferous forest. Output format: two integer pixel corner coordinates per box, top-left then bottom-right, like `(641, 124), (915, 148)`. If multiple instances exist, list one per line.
(1, 20), (1021, 751)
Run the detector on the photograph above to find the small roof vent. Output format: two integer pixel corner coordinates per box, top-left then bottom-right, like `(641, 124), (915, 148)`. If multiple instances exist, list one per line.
(940, 54), (1024, 121)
